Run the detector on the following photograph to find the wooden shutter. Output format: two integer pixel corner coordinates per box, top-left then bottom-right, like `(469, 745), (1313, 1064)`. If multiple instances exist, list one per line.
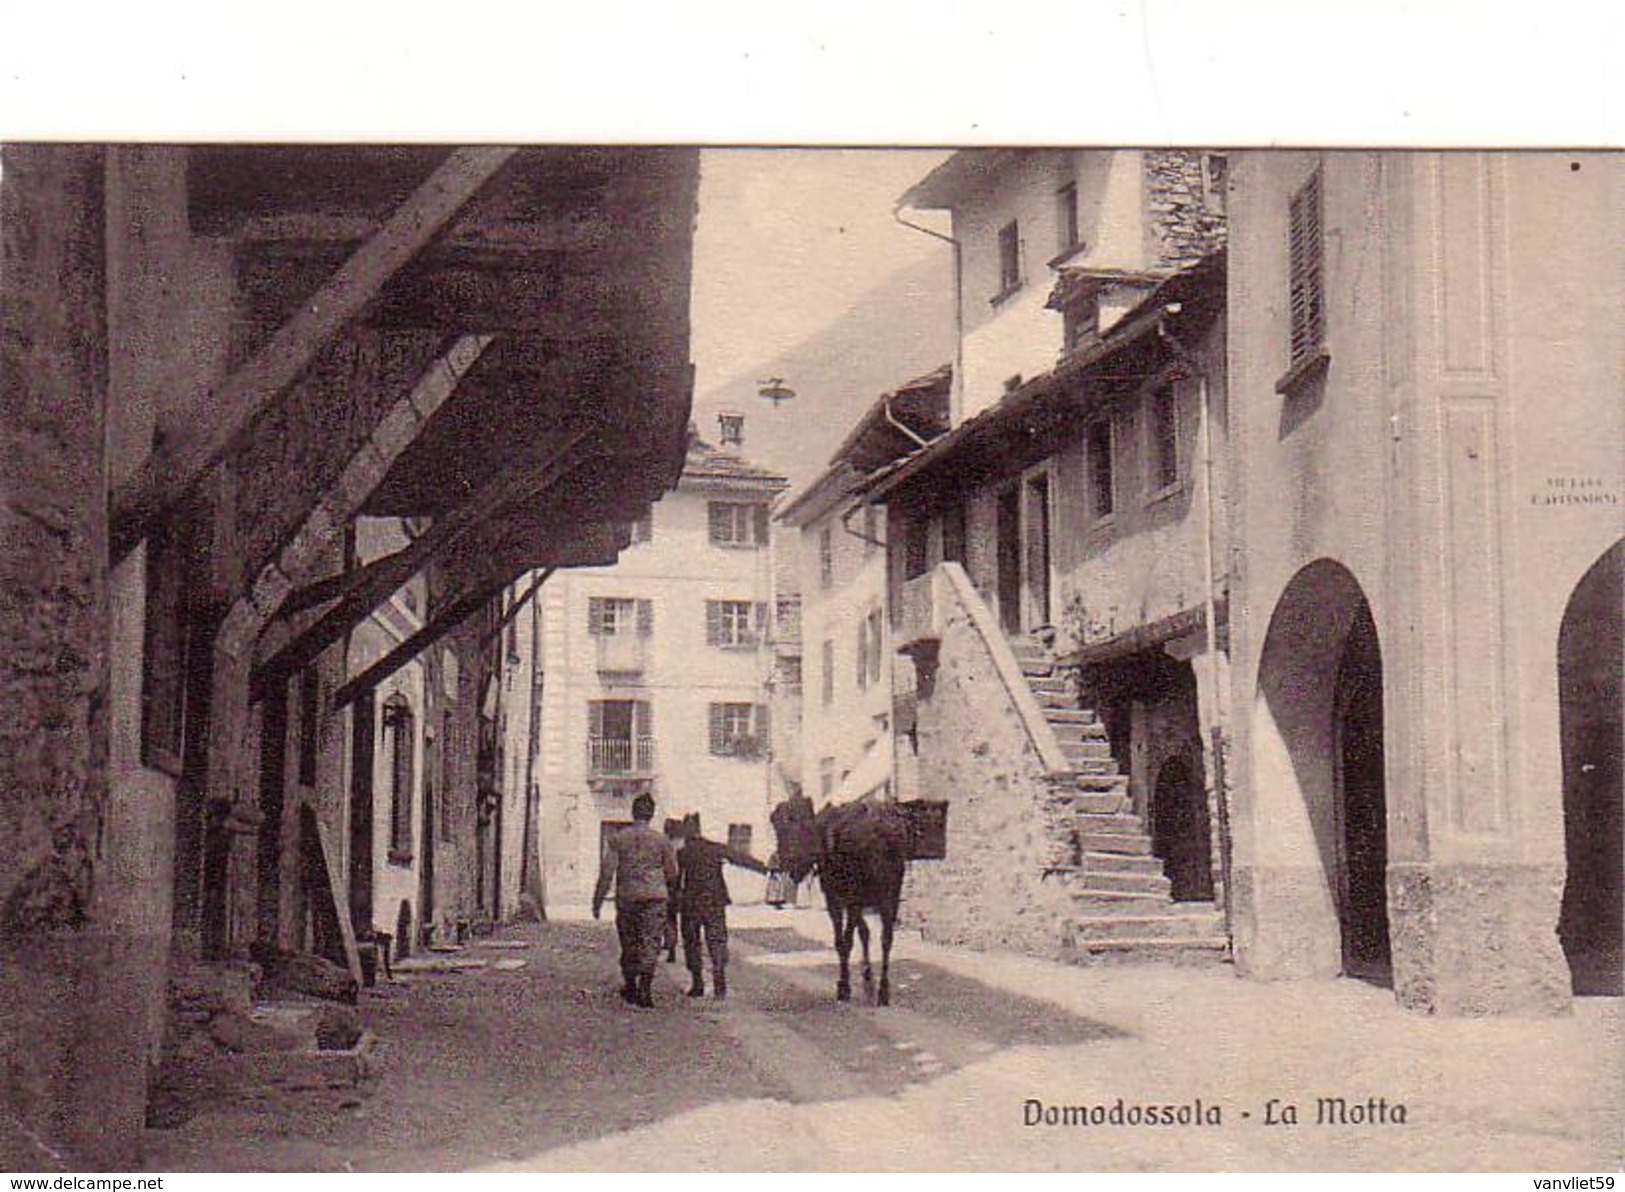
(752, 601), (768, 644)
(708, 703), (726, 755)
(1288, 165), (1325, 364)
(708, 503), (729, 544)
(753, 504), (770, 546)
(588, 597), (605, 636)
(636, 599), (653, 636)
(754, 703), (770, 745)
(705, 600), (722, 645)
(635, 700), (653, 770)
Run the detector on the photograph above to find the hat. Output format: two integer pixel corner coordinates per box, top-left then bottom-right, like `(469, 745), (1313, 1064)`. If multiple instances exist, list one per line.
(631, 793), (656, 821)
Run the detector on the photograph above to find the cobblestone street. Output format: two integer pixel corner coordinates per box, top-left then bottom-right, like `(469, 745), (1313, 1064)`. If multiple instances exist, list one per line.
(139, 908), (1621, 1172)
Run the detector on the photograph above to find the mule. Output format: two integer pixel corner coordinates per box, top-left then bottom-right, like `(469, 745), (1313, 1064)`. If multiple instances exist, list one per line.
(771, 795), (910, 1005)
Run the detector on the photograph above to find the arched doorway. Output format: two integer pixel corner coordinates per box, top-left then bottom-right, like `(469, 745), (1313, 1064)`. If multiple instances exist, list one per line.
(1557, 542), (1622, 996)
(1334, 603), (1390, 983)
(1254, 559), (1391, 985)
(1153, 754), (1214, 902)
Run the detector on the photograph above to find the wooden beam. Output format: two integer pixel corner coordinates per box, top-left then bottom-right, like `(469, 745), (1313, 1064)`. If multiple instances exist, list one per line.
(110, 146), (518, 562)
(478, 568), (554, 650)
(250, 431), (589, 700)
(329, 580), (507, 713)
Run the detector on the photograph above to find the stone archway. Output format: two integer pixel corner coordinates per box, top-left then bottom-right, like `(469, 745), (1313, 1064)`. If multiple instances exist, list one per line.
(1557, 541), (1622, 995)
(1251, 559), (1390, 984)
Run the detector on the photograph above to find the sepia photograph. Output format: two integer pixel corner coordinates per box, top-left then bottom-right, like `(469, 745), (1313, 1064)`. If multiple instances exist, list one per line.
(1, 9), (1620, 1181)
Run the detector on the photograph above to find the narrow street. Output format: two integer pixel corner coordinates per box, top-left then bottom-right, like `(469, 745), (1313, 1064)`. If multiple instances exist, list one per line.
(139, 908), (1621, 1173)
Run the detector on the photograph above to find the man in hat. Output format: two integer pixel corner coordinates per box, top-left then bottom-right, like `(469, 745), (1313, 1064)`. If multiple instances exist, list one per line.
(592, 792), (679, 1007)
(677, 812), (767, 999)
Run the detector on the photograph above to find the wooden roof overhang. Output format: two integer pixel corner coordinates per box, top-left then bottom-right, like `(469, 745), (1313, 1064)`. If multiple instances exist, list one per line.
(162, 146), (698, 695)
(860, 252), (1225, 517)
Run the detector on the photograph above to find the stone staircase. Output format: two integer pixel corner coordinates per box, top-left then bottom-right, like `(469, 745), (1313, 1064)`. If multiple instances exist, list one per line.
(1010, 635), (1230, 965)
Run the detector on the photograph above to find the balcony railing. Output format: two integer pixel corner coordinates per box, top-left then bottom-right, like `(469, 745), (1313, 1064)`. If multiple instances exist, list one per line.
(589, 734), (656, 775)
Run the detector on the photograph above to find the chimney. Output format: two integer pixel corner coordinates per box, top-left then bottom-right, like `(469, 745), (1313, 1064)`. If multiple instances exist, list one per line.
(717, 410), (745, 452)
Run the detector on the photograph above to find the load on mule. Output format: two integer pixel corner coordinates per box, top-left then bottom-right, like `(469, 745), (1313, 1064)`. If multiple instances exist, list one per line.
(770, 793), (910, 1005)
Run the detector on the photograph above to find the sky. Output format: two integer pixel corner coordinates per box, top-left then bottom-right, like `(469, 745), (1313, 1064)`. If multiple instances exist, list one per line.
(689, 149), (950, 404)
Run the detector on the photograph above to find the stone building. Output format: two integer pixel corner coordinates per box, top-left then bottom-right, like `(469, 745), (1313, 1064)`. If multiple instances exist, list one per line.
(866, 150), (1231, 959)
(533, 427), (789, 905)
(0, 144), (698, 1165)
(1223, 150), (1621, 1014)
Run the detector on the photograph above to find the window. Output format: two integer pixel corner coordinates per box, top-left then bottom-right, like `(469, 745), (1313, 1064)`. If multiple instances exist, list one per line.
(728, 823), (753, 856)
(819, 757), (836, 799)
(708, 702), (769, 758)
(775, 655), (803, 690)
(818, 525), (834, 589)
(709, 501), (768, 548)
(629, 512), (652, 544)
(821, 639), (835, 706)
(717, 412), (744, 447)
(1086, 419), (1115, 520)
(1287, 165), (1326, 368)
(589, 596), (651, 637)
(706, 599), (765, 647)
(775, 596), (801, 640)
(1063, 289), (1100, 354)
(866, 607), (884, 687)
(1056, 182), (1080, 253)
(996, 220), (1022, 298)
(856, 618), (870, 692)
(1147, 385), (1180, 493)
(383, 694), (415, 862)
(589, 699), (654, 774)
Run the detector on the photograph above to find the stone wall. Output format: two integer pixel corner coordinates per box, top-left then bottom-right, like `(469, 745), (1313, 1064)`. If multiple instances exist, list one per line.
(1143, 150), (1228, 272)
(901, 572), (1073, 958)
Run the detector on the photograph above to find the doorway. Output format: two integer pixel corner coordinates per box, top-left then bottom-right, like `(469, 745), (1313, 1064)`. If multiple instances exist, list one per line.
(1557, 542), (1622, 995)
(348, 690), (375, 936)
(1024, 471), (1052, 630)
(996, 486), (1022, 636)
(1334, 602), (1391, 984)
(1153, 754), (1213, 902)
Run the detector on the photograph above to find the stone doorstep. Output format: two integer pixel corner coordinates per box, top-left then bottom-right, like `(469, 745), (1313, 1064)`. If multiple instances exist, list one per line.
(392, 955), (490, 973)
(1074, 792), (1131, 814)
(1046, 719), (1108, 741)
(1068, 936), (1232, 966)
(1072, 871), (1174, 897)
(1076, 812), (1148, 834)
(1073, 773), (1130, 792)
(1071, 909), (1225, 940)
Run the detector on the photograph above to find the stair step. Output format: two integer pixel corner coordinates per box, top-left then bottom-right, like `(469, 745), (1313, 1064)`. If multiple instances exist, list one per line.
(1018, 660), (1054, 678)
(1078, 831), (1154, 855)
(1035, 688), (1081, 709)
(1075, 870), (1173, 896)
(1073, 773), (1129, 792)
(1082, 850), (1165, 875)
(1043, 708), (1100, 726)
(1070, 890), (1177, 913)
(1072, 911), (1225, 941)
(1074, 791), (1129, 815)
(1028, 676), (1073, 694)
(1076, 812), (1146, 834)
(1050, 724), (1109, 747)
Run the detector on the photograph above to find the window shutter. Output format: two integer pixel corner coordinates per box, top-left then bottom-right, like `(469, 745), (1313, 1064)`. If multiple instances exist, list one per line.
(708, 503), (728, 544)
(637, 599), (653, 636)
(753, 504), (770, 546)
(589, 700), (604, 738)
(753, 601), (768, 644)
(708, 703), (725, 755)
(1288, 166), (1325, 364)
(705, 600), (722, 646)
(588, 597), (604, 636)
(754, 703), (770, 744)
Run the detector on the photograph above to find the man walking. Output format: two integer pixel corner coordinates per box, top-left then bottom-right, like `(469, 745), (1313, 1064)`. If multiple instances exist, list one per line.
(677, 813), (766, 999)
(592, 793), (679, 1008)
